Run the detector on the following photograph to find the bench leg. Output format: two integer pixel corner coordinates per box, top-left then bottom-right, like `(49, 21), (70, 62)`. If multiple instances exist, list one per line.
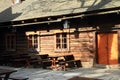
(61, 64), (66, 71)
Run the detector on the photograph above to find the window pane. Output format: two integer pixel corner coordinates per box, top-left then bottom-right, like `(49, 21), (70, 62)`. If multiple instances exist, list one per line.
(62, 44), (67, 48)
(28, 35), (32, 48)
(56, 38), (60, 43)
(34, 44), (38, 48)
(62, 33), (67, 37)
(56, 44), (61, 49)
(56, 34), (60, 38)
(62, 38), (67, 43)
(34, 35), (38, 48)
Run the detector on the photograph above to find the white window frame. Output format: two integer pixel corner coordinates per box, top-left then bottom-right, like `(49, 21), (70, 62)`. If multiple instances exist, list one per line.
(55, 32), (69, 52)
(26, 32), (40, 52)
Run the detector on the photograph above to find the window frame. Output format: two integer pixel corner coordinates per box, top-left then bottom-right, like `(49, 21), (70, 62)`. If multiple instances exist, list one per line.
(5, 33), (16, 51)
(54, 32), (69, 52)
(26, 32), (40, 52)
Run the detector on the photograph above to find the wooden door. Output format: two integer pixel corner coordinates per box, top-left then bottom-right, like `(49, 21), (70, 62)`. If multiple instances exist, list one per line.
(97, 33), (118, 65)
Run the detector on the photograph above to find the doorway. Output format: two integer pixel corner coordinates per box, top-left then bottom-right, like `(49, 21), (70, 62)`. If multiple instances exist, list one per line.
(97, 32), (118, 65)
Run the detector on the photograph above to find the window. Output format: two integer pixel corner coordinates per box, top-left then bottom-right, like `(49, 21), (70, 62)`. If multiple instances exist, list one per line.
(55, 33), (69, 51)
(6, 34), (16, 51)
(27, 34), (39, 51)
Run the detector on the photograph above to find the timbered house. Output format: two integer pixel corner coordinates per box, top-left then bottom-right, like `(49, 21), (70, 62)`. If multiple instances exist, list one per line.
(0, 0), (120, 68)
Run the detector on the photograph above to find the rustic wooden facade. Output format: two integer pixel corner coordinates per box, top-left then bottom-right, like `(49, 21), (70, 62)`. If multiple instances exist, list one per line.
(0, 0), (120, 68)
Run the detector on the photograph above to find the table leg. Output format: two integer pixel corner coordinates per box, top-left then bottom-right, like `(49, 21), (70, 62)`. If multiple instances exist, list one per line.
(51, 58), (56, 68)
(25, 58), (31, 67)
(51, 57), (59, 69)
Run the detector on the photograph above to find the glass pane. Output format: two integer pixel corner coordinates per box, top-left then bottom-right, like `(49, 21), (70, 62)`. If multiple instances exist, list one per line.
(62, 38), (67, 43)
(34, 44), (38, 48)
(62, 33), (67, 37)
(34, 35), (38, 48)
(28, 35), (32, 48)
(62, 44), (67, 48)
(56, 44), (61, 49)
(56, 34), (60, 38)
(56, 38), (60, 43)
(64, 38), (67, 43)
(34, 37), (38, 44)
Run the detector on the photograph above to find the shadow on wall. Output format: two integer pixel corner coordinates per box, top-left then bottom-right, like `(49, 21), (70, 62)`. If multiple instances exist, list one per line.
(0, 7), (21, 23)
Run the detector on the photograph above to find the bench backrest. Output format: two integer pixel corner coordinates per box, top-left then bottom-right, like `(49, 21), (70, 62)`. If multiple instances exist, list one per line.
(39, 54), (49, 60)
(64, 55), (75, 61)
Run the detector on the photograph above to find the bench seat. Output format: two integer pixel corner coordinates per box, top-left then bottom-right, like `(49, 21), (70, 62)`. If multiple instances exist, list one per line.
(63, 55), (82, 68)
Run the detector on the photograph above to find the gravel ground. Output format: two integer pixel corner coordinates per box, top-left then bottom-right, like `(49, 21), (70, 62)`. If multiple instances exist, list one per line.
(0, 66), (120, 80)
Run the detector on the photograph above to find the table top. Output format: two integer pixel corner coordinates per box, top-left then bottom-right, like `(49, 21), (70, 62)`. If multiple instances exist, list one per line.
(0, 69), (17, 75)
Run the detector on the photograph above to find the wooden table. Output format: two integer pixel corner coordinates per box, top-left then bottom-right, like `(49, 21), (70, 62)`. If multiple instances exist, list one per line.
(48, 55), (65, 69)
(0, 69), (17, 80)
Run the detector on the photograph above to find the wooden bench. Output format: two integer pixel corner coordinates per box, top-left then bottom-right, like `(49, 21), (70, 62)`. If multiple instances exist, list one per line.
(30, 58), (42, 67)
(11, 54), (31, 67)
(63, 54), (82, 68)
(38, 54), (52, 69)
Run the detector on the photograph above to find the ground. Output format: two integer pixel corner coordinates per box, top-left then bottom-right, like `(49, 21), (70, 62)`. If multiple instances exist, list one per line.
(0, 66), (120, 80)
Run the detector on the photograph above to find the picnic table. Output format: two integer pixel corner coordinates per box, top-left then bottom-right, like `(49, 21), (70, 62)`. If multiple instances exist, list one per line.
(0, 68), (17, 80)
(48, 55), (64, 68)
(36, 54), (52, 69)
(49, 54), (82, 70)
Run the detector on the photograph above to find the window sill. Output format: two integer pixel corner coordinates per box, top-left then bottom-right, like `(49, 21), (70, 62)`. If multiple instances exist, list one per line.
(54, 49), (69, 53)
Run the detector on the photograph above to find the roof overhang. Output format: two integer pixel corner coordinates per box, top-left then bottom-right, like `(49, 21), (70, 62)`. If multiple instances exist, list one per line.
(0, 6), (120, 27)
(12, 6), (120, 27)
